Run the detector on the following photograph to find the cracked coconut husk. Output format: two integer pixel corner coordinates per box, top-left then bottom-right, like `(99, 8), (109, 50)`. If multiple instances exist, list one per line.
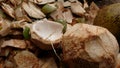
(62, 23), (119, 68)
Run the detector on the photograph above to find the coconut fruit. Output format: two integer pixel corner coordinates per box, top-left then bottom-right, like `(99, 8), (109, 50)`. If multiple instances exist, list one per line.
(62, 23), (119, 68)
(93, 3), (120, 43)
(31, 19), (63, 50)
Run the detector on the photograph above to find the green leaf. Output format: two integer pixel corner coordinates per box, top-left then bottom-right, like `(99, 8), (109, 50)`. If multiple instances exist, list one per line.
(55, 19), (67, 33)
(42, 4), (57, 14)
(23, 27), (30, 39)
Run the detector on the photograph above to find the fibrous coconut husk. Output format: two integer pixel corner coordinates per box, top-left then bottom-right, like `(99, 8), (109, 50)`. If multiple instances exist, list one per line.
(62, 23), (119, 68)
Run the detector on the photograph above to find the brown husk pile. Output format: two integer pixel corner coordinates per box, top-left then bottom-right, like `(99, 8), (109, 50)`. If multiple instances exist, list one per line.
(0, 0), (120, 68)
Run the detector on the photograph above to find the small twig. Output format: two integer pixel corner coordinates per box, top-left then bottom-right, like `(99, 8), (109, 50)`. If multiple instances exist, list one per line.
(51, 42), (61, 61)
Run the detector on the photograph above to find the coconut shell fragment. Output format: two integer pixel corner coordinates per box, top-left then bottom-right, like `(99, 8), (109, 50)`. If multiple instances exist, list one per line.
(1, 39), (27, 49)
(31, 19), (63, 50)
(14, 50), (58, 68)
(1, 3), (15, 18)
(14, 50), (40, 68)
(70, 1), (86, 16)
(0, 18), (11, 36)
(22, 2), (45, 19)
(61, 23), (119, 68)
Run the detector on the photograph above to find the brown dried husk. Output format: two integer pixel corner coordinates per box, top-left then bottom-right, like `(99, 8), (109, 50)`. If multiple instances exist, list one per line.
(62, 23), (119, 68)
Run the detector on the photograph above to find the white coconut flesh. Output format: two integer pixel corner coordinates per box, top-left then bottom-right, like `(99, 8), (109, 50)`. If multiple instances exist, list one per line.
(32, 19), (63, 44)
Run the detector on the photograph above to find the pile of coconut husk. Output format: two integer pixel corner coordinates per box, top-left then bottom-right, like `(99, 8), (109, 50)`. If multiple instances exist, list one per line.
(0, 0), (119, 68)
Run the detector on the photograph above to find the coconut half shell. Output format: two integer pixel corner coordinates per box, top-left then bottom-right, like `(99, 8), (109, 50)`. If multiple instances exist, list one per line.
(31, 19), (63, 50)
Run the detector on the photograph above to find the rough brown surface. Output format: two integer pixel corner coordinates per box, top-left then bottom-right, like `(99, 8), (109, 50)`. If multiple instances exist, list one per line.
(62, 23), (119, 68)
(14, 50), (40, 68)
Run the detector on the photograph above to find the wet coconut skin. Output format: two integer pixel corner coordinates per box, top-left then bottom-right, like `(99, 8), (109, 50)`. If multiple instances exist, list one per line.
(94, 3), (120, 44)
